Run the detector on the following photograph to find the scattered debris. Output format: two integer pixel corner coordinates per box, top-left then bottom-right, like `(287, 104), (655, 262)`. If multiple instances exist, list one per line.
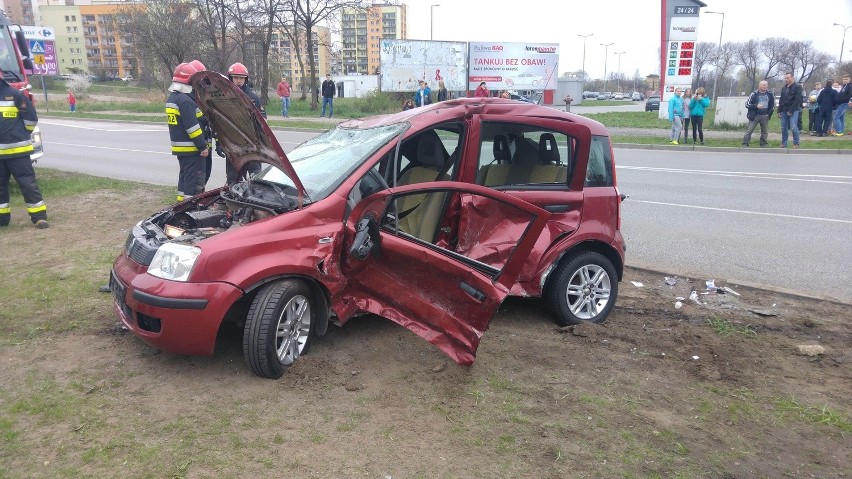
(665, 276), (678, 286)
(675, 296), (685, 301)
(796, 345), (826, 357)
(689, 290), (702, 305)
(674, 301), (683, 310)
(631, 281), (644, 287)
(706, 279), (717, 291)
(749, 309), (780, 317)
(692, 355), (700, 360)
(431, 363), (446, 373)
(721, 286), (741, 296)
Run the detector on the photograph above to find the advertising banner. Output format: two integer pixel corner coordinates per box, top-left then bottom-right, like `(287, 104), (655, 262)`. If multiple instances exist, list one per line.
(468, 42), (558, 91)
(380, 40), (468, 92)
(21, 26), (57, 76)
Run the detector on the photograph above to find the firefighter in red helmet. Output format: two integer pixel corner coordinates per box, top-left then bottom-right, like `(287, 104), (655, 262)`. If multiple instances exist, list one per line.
(223, 62), (265, 184)
(166, 62), (209, 202)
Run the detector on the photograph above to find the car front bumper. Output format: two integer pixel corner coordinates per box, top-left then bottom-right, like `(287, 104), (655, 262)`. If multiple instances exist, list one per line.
(111, 252), (244, 356)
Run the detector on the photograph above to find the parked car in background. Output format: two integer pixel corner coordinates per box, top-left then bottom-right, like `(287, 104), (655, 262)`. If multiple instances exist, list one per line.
(631, 92), (643, 101)
(585, 91), (599, 99)
(645, 95), (660, 111)
(596, 92), (607, 100)
(109, 71), (626, 379)
(613, 92), (624, 100)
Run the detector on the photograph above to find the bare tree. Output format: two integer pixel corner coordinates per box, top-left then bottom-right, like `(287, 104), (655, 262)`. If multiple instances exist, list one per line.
(116, 0), (204, 88)
(191, 0), (239, 72)
(781, 41), (833, 86)
(290, 0), (364, 109)
(691, 42), (715, 90)
(734, 40), (763, 92)
(759, 37), (789, 81)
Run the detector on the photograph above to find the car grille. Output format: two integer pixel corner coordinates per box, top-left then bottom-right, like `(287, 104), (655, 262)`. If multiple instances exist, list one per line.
(125, 228), (159, 266)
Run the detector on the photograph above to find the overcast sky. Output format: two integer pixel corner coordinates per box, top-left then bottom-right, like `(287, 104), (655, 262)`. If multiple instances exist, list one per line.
(402, 0), (852, 79)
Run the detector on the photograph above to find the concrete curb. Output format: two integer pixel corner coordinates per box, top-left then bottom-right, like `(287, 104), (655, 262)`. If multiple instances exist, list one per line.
(612, 142), (852, 155)
(624, 264), (852, 306)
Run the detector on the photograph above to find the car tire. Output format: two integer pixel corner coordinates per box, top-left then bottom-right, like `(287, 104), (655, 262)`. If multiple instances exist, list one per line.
(243, 279), (315, 379)
(545, 251), (618, 326)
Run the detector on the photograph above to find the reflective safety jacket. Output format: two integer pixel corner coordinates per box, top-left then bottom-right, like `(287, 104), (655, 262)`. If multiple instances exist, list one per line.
(166, 90), (207, 156)
(0, 80), (37, 159)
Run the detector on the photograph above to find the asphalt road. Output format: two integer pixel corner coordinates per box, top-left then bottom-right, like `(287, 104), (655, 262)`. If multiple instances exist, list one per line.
(37, 118), (852, 302)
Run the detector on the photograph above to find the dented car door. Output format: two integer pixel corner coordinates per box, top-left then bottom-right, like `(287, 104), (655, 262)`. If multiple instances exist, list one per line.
(334, 181), (550, 364)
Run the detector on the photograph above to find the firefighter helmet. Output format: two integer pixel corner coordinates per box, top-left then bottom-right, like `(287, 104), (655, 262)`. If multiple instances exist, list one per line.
(228, 62), (249, 78)
(189, 59), (207, 72)
(172, 62), (197, 84)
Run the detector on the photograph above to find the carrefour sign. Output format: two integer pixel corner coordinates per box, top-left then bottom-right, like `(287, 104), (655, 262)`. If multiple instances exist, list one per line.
(21, 26), (57, 75)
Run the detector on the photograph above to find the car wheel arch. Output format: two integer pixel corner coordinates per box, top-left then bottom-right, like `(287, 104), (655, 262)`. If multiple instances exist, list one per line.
(540, 239), (624, 293)
(242, 274), (331, 336)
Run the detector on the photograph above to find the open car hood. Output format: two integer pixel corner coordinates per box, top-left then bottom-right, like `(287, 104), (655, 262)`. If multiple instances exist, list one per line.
(190, 71), (306, 202)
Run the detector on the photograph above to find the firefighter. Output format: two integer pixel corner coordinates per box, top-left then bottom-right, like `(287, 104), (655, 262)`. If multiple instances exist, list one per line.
(224, 62), (265, 185)
(188, 59), (215, 185)
(166, 62), (209, 202)
(0, 77), (47, 228)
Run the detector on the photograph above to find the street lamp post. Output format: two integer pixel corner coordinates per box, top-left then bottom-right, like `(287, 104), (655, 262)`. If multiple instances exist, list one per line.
(577, 33), (593, 82)
(833, 23), (851, 63)
(705, 10), (725, 104)
(430, 4), (440, 41)
(614, 51), (625, 92)
(601, 42), (613, 93)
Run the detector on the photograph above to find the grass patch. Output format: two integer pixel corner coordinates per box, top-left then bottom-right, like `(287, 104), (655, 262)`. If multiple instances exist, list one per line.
(775, 397), (852, 433)
(706, 317), (757, 337)
(581, 99), (638, 106)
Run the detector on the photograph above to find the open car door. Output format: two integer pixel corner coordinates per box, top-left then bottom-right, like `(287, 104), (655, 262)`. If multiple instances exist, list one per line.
(337, 182), (550, 364)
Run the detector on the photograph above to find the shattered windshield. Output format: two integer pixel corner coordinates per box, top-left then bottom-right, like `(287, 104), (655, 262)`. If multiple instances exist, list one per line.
(259, 123), (406, 201)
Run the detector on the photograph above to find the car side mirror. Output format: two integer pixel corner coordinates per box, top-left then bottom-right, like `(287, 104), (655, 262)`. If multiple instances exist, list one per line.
(350, 216), (380, 261)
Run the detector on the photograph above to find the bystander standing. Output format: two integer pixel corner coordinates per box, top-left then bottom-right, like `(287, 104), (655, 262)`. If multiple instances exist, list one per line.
(667, 88), (684, 145)
(778, 72), (803, 148)
(742, 80), (774, 147)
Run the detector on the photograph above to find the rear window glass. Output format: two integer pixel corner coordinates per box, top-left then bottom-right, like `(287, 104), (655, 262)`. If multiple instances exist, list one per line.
(585, 135), (613, 187)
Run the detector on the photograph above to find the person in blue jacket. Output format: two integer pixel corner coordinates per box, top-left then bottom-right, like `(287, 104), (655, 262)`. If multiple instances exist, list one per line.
(667, 87), (684, 145)
(688, 87), (711, 145)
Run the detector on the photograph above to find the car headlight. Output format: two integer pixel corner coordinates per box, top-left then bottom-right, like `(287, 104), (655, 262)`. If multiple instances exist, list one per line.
(147, 243), (201, 282)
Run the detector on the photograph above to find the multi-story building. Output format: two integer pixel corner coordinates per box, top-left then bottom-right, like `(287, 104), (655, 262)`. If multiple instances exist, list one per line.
(1, 0), (38, 26)
(341, 3), (406, 75)
(270, 24), (332, 92)
(38, 5), (86, 74)
(36, 1), (136, 77)
(79, 3), (134, 79)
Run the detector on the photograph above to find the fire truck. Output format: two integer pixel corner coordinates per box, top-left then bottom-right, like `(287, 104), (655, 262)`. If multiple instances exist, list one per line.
(0, 9), (43, 162)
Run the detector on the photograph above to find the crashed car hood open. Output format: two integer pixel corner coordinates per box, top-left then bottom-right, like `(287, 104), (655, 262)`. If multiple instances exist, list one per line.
(190, 71), (306, 202)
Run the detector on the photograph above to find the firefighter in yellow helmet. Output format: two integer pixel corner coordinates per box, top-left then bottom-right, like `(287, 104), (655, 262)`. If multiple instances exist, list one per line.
(0, 77), (47, 228)
(166, 62), (209, 201)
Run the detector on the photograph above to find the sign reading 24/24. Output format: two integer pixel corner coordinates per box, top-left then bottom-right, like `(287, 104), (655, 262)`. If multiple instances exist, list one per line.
(674, 6), (698, 15)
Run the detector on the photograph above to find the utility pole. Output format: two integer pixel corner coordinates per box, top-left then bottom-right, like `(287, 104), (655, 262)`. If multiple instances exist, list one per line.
(578, 34), (593, 82)
(601, 42), (613, 93)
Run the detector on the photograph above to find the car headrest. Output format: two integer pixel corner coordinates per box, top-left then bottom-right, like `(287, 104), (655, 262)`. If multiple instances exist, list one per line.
(493, 134), (510, 163)
(539, 133), (560, 164)
(415, 131), (446, 169)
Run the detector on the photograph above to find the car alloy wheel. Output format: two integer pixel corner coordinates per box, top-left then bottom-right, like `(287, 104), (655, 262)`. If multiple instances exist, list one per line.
(545, 251), (618, 326)
(244, 279), (314, 379)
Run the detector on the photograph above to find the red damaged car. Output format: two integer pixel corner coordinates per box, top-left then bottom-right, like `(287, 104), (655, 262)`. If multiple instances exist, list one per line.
(110, 72), (625, 379)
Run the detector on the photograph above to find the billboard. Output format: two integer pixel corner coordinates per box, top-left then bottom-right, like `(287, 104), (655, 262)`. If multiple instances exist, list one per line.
(380, 40), (468, 92)
(468, 42), (558, 91)
(21, 26), (57, 76)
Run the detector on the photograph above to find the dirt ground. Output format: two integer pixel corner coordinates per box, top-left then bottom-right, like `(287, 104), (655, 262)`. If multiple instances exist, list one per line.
(1, 188), (850, 478)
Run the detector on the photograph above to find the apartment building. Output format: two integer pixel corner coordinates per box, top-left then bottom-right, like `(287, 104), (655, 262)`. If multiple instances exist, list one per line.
(79, 3), (134, 78)
(38, 5), (86, 74)
(341, 3), (406, 75)
(270, 25), (332, 91)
